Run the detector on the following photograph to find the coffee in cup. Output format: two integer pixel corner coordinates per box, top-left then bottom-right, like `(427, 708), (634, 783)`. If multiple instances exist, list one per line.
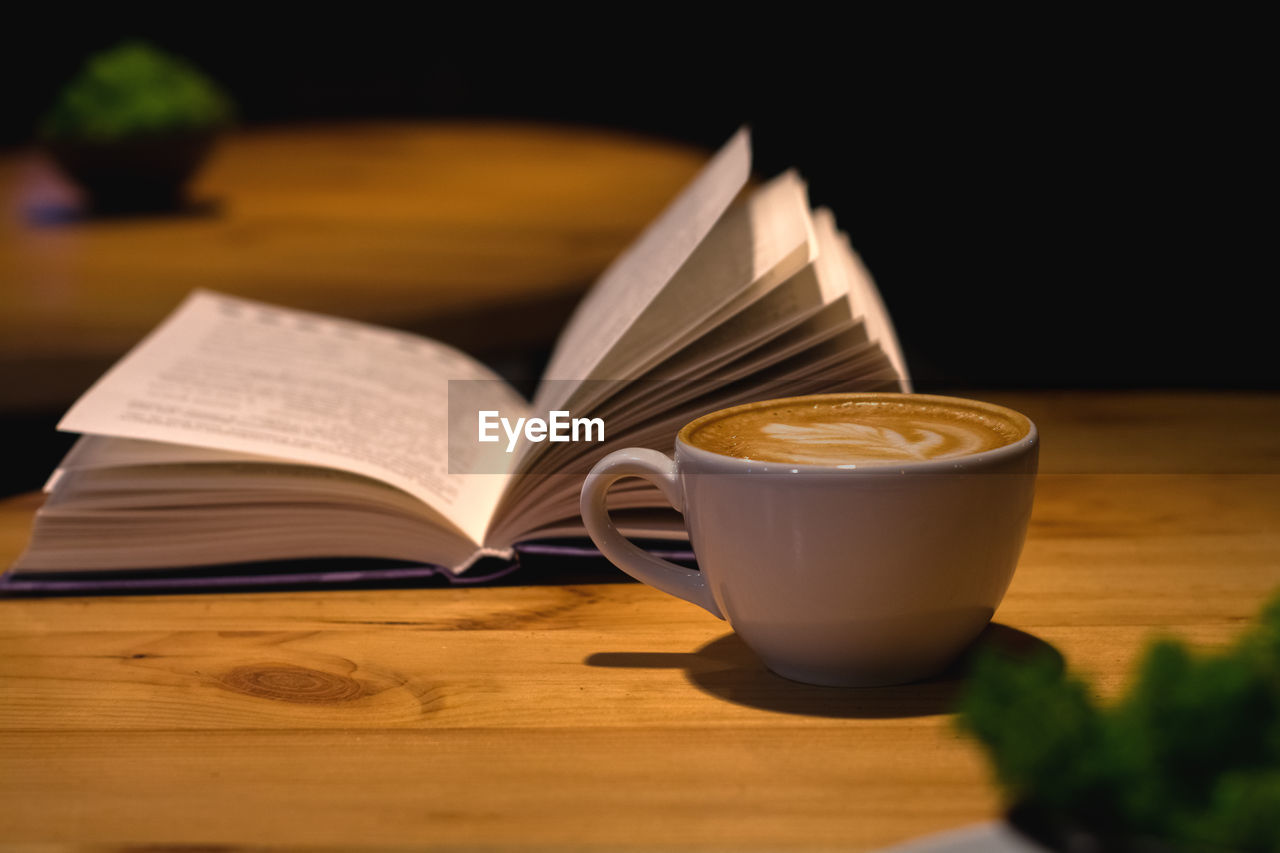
(683, 395), (1029, 466)
(580, 393), (1038, 687)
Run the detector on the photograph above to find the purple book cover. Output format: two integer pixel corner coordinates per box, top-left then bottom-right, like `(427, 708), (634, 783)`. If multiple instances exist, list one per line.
(0, 541), (697, 596)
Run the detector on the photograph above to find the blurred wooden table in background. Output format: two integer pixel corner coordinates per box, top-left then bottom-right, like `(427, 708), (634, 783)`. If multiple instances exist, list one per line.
(0, 121), (707, 411)
(2, 391), (1278, 850)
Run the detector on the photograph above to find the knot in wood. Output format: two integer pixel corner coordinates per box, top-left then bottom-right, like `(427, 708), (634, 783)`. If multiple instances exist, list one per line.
(219, 663), (366, 704)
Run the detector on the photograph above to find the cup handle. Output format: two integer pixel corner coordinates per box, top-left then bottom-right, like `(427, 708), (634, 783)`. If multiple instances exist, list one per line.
(580, 448), (724, 619)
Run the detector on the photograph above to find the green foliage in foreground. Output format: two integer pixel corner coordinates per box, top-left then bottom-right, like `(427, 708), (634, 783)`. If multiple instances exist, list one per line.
(41, 41), (233, 142)
(957, 593), (1280, 851)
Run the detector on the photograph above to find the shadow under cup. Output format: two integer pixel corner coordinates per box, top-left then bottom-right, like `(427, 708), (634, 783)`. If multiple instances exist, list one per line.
(581, 393), (1039, 687)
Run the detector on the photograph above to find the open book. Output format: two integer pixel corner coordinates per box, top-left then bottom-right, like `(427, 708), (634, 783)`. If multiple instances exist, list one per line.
(8, 129), (909, 585)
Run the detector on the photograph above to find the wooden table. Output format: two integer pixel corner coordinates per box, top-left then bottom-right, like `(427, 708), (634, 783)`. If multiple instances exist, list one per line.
(1, 391), (1277, 850)
(0, 121), (706, 411)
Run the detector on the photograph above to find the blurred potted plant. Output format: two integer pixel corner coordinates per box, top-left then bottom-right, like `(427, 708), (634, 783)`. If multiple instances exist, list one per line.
(956, 593), (1280, 852)
(40, 40), (234, 212)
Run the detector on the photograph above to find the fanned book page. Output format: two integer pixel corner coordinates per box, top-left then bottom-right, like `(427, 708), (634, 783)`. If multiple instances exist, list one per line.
(535, 128), (752, 413)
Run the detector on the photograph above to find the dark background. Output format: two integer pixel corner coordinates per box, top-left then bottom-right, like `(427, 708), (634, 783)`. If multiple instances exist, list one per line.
(2, 14), (1269, 392)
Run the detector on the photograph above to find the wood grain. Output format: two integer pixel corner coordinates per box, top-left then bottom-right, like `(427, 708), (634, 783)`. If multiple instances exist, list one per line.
(0, 122), (707, 410)
(1, 393), (1278, 849)
(981, 390), (1280, 474)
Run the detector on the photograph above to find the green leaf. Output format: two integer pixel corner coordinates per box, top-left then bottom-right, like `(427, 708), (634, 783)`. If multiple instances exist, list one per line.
(956, 589), (1280, 850)
(41, 40), (234, 142)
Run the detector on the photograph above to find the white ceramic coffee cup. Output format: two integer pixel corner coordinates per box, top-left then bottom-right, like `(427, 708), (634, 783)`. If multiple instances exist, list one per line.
(580, 393), (1038, 687)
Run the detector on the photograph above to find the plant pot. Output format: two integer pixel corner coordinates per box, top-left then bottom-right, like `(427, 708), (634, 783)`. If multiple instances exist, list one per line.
(43, 129), (219, 214)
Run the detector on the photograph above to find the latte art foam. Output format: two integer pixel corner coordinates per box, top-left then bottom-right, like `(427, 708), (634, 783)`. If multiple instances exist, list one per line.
(757, 420), (991, 464)
(683, 394), (1029, 466)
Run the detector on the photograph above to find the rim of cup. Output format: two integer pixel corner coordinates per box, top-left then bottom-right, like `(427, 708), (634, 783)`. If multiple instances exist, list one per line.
(674, 392), (1038, 476)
